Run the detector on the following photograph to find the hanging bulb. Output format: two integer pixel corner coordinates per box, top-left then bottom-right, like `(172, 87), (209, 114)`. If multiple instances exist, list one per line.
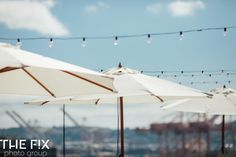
(114, 36), (119, 46)
(223, 27), (227, 36)
(49, 38), (54, 48)
(82, 37), (86, 47)
(16, 38), (22, 48)
(146, 34), (152, 44)
(179, 31), (183, 40)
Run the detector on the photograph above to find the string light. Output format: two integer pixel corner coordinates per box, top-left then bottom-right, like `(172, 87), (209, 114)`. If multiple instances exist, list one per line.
(146, 34), (152, 44)
(142, 69), (236, 74)
(185, 80), (234, 85)
(96, 68), (236, 86)
(82, 37), (86, 47)
(155, 77), (235, 85)
(16, 38), (21, 48)
(153, 73), (236, 78)
(0, 26), (235, 45)
(97, 68), (236, 86)
(224, 27), (227, 36)
(142, 69), (236, 79)
(179, 31), (183, 41)
(114, 36), (119, 46)
(49, 38), (54, 48)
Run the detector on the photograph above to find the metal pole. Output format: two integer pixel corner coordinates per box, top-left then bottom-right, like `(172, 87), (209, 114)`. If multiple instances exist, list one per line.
(221, 115), (225, 155)
(63, 104), (65, 157)
(120, 97), (124, 157)
(207, 129), (210, 152)
(182, 132), (185, 150)
(199, 131), (202, 156)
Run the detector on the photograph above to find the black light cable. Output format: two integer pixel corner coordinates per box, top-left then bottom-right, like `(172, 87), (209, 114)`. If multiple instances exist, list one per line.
(1, 26), (236, 47)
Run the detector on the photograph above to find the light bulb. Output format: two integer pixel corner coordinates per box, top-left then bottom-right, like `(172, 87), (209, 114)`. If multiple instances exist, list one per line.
(82, 37), (86, 47)
(223, 27), (227, 36)
(16, 38), (22, 48)
(114, 36), (119, 46)
(147, 34), (152, 44)
(179, 31), (183, 41)
(49, 38), (54, 48)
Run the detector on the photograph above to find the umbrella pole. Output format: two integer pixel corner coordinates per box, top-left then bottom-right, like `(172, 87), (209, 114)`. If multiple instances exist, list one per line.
(120, 97), (124, 157)
(221, 114), (225, 155)
(63, 104), (65, 157)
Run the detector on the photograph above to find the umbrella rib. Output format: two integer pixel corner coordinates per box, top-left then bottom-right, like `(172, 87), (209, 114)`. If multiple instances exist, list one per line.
(0, 67), (21, 73)
(155, 95), (164, 102)
(21, 68), (56, 97)
(62, 70), (114, 92)
(41, 101), (50, 105)
(95, 99), (100, 104)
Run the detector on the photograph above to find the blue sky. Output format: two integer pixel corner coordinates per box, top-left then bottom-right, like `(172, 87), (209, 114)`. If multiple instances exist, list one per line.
(0, 0), (236, 129)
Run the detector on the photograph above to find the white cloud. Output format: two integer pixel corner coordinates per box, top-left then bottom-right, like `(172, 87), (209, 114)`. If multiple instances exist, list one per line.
(168, 0), (205, 17)
(146, 3), (162, 15)
(0, 0), (69, 36)
(84, 1), (109, 14)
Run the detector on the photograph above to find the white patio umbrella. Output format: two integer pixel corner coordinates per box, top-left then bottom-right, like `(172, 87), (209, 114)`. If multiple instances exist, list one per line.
(161, 85), (236, 156)
(27, 63), (208, 157)
(0, 43), (116, 157)
(0, 43), (115, 97)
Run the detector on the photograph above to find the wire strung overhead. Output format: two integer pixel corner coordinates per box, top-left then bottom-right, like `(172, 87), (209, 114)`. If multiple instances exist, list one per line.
(99, 68), (236, 85)
(141, 69), (236, 74)
(155, 73), (236, 78)
(0, 26), (235, 48)
(98, 68), (236, 78)
(177, 80), (235, 85)
(139, 69), (236, 78)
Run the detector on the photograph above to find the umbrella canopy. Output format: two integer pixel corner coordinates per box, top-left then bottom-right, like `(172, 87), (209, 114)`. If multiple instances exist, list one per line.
(26, 64), (208, 157)
(27, 65), (207, 104)
(161, 86), (236, 115)
(0, 43), (115, 97)
(161, 86), (236, 156)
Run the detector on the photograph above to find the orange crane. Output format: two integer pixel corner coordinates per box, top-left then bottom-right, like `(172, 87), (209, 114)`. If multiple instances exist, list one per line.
(150, 123), (166, 146)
